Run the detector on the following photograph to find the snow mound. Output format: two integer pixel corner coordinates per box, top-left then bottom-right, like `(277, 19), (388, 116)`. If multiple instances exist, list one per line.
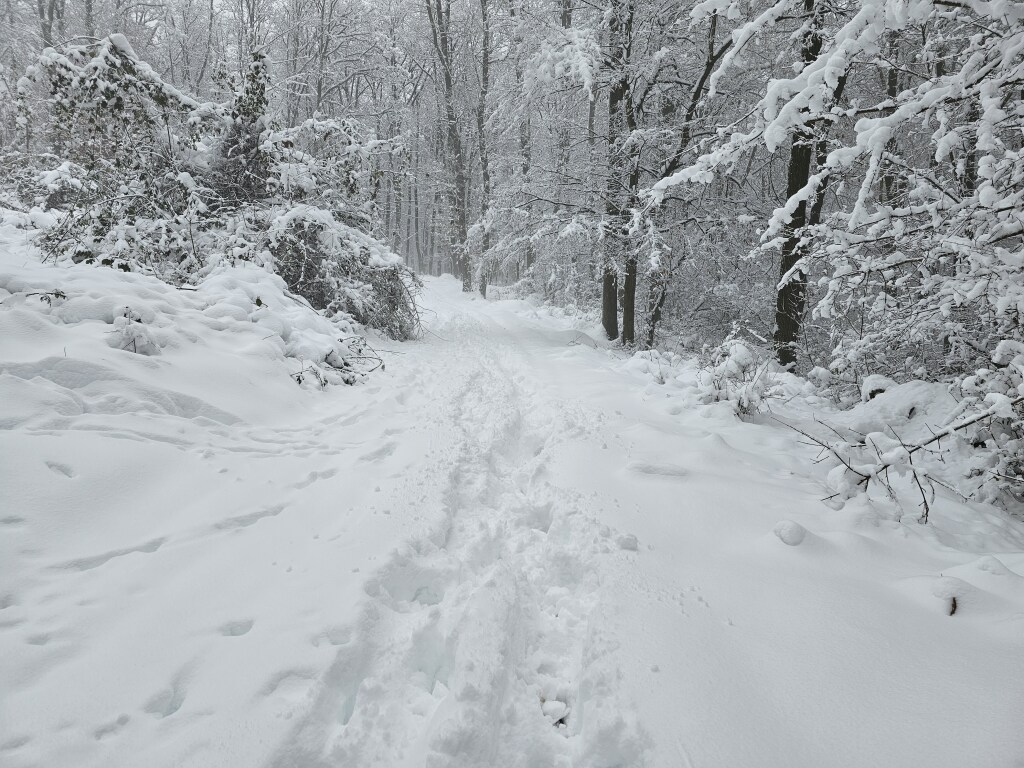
(773, 520), (807, 546)
(860, 374), (896, 402)
(0, 221), (381, 395)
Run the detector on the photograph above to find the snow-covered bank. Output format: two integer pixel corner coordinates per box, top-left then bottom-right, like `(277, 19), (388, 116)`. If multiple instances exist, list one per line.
(2, 244), (1023, 767)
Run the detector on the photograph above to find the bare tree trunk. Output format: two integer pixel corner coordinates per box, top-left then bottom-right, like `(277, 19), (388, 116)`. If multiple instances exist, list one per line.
(773, 0), (823, 369)
(602, 0), (635, 341)
(404, 175), (414, 265)
(476, 0), (492, 295)
(413, 106), (424, 271)
(506, 0), (533, 272)
(37, 0), (57, 47)
(84, 0), (95, 37)
(427, 0), (471, 290)
(553, 0), (573, 212)
(622, 256), (637, 343)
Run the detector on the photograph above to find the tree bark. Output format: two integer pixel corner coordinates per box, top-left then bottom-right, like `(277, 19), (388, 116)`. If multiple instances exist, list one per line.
(37, 0), (57, 47)
(506, 0), (533, 271)
(773, 0), (822, 369)
(427, 0), (471, 290)
(476, 0), (492, 294)
(602, 0), (634, 341)
(84, 0), (95, 37)
(622, 256), (637, 343)
(602, 269), (618, 340)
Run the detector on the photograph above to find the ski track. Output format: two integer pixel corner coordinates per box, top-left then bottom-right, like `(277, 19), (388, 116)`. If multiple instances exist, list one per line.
(272, 311), (647, 768)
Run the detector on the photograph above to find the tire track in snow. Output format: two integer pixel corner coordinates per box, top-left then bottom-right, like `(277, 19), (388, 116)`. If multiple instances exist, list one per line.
(270, 314), (648, 768)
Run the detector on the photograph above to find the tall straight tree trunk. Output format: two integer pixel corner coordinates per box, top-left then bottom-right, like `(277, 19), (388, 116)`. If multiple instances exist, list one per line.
(507, 0), (533, 271)
(622, 256), (637, 343)
(84, 0), (94, 37)
(602, 270), (618, 339)
(404, 174), (413, 264)
(773, 0), (823, 369)
(554, 0), (574, 186)
(476, 0), (492, 296)
(602, 0), (634, 341)
(393, 162), (403, 251)
(427, 0), (470, 290)
(429, 189), (440, 274)
(413, 108), (424, 271)
(37, 0), (57, 47)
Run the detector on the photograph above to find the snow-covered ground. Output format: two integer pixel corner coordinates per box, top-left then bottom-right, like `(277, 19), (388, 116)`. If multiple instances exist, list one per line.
(2, 229), (1023, 767)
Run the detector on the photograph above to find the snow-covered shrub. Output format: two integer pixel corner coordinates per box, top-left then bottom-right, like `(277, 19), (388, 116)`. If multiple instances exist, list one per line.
(15, 37), (419, 348)
(861, 375), (896, 403)
(16, 36), (223, 274)
(797, 367), (1024, 518)
(265, 207), (420, 338)
(107, 306), (162, 355)
(0, 153), (83, 211)
(952, 343), (1024, 503)
(697, 336), (777, 415)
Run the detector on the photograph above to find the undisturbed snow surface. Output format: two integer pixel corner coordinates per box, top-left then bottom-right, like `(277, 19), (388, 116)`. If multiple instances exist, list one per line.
(2, 231), (1024, 768)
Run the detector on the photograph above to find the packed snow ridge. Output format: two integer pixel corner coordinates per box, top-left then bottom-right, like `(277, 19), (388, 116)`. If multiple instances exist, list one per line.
(2, 223), (1023, 768)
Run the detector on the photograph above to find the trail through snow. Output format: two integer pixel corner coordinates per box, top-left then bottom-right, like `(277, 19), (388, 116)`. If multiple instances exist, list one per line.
(272, 304), (645, 767)
(3, 273), (1023, 768)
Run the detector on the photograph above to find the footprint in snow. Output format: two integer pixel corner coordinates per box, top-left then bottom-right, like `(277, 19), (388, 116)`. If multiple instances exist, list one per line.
(214, 504), (285, 530)
(0, 735), (31, 752)
(258, 667), (318, 697)
(616, 533), (639, 551)
(143, 668), (191, 719)
(358, 441), (398, 463)
(310, 625), (351, 647)
(364, 556), (455, 612)
(627, 461), (688, 478)
(45, 461), (75, 478)
(292, 468), (338, 489)
(55, 537), (166, 571)
(94, 714), (130, 740)
(219, 619), (254, 637)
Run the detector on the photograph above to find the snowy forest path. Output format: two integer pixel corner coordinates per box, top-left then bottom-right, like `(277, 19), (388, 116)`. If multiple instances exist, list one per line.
(5, 275), (1022, 768)
(266, 277), (1024, 768)
(270, 282), (648, 767)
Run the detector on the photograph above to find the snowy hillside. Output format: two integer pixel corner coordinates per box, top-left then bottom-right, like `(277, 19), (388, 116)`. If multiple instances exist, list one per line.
(2, 223), (1023, 768)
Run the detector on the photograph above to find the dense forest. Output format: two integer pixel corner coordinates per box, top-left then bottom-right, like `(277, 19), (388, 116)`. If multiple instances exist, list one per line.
(1, 0), (1022, 502)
